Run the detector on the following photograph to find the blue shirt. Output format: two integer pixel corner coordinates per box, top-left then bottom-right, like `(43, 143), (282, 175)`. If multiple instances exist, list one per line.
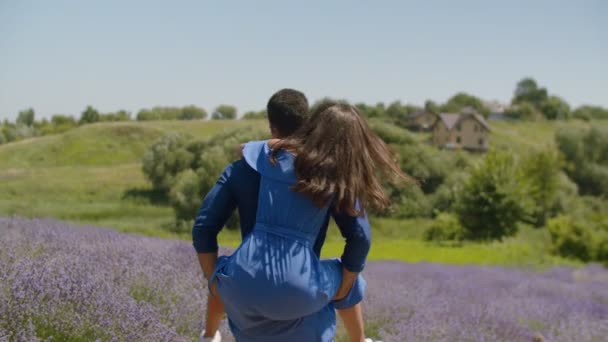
(192, 159), (371, 272)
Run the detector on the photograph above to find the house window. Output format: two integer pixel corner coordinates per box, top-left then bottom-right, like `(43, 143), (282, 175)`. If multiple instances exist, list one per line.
(457, 136), (461, 143)
(456, 124), (461, 131)
(474, 124), (478, 132)
(478, 138), (484, 146)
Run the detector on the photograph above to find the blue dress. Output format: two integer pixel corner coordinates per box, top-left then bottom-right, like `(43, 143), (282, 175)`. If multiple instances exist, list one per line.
(211, 140), (366, 342)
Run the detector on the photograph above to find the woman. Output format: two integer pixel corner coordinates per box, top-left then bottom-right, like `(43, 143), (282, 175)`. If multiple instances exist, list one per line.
(206, 102), (408, 341)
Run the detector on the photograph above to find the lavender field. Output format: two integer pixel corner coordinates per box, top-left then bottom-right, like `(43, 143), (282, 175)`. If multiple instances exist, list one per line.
(1, 217), (607, 342)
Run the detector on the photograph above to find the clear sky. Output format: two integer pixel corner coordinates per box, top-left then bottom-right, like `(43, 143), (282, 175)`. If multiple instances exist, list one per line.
(0, 0), (606, 120)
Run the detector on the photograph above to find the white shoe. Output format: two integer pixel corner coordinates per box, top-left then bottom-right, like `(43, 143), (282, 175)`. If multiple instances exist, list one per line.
(199, 329), (222, 342)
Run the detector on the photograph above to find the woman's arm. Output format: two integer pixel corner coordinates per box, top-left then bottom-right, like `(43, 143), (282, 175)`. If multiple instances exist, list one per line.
(331, 207), (372, 299)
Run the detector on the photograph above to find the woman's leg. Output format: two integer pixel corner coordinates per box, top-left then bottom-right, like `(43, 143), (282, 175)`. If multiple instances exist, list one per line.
(337, 303), (365, 342)
(203, 291), (224, 338)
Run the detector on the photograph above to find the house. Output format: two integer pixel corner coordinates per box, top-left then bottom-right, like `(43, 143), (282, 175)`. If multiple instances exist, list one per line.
(405, 110), (438, 131)
(432, 112), (490, 151)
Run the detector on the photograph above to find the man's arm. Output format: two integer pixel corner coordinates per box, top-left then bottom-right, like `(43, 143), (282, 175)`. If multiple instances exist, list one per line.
(192, 164), (238, 338)
(192, 164), (238, 258)
(331, 209), (372, 299)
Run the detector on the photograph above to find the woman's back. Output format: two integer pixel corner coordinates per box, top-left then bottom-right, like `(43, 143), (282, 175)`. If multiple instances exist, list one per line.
(243, 140), (330, 241)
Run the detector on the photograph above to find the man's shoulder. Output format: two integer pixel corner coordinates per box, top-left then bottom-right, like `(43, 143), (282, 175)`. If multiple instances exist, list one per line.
(225, 159), (259, 179)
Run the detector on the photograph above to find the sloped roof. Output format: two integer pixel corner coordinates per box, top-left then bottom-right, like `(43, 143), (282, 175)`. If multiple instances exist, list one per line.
(472, 114), (491, 130)
(437, 113), (491, 131)
(438, 113), (461, 129)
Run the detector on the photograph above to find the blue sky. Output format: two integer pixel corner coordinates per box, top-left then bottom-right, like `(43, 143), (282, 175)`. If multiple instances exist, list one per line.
(0, 0), (606, 120)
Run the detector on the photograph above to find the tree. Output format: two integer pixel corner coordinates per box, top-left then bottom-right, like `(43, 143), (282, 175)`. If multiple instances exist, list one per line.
(16, 108), (35, 126)
(541, 96), (570, 120)
(456, 150), (528, 240)
(355, 102), (386, 118)
(519, 149), (562, 226)
(556, 126), (608, 197)
(142, 133), (195, 193)
(572, 105), (608, 121)
(512, 77), (548, 107)
(386, 101), (408, 118)
(503, 102), (543, 121)
(79, 106), (100, 124)
(242, 110), (267, 119)
(441, 93), (490, 116)
(212, 105), (237, 120)
(51, 115), (76, 126)
(179, 105), (207, 120)
(424, 100), (439, 113)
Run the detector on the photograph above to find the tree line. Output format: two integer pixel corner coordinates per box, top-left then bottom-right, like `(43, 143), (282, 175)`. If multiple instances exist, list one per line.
(2, 77), (608, 146)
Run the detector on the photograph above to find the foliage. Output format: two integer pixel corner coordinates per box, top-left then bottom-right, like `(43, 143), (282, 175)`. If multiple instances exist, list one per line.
(141, 133), (194, 193)
(212, 105), (237, 120)
(556, 126), (608, 197)
(423, 212), (467, 242)
(136, 105), (207, 121)
(541, 95), (570, 120)
(518, 149), (562, 226)
(511, 78), (574, 121)
(431, 171), (468, 213)
(169, 169), (201, 221)
(440, 92), (490, 116)
(242, 110), (267, 119)
(503, 102), (543, 121)
(79, 105), (100, 124)
(512, 78), (548, 108)
(16, 108), (35, 126)
(572, 105), (608, 121)
(142, 128), (268, 227)
(100, 110), (131, 122)
(547, 215), (608, 264)
(424, 100), (440, 113)
(51, 114), (77, 126)
(456, 149), (529, 240)
(178, 105), (207, 120)
(368, 119), (417, 145)
(355, 102), (386, 119)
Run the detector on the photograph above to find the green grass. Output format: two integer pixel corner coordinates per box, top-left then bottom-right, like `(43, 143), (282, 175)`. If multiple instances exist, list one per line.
(0, 119), (600, 267)
(0, 120), (267, 168)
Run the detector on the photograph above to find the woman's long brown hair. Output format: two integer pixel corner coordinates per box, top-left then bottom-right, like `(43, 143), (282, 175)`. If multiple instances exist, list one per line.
(271, 101), (411, 216)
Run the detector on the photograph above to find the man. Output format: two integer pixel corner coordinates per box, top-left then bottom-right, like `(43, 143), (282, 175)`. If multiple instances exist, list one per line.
(192, 89), (372, 342)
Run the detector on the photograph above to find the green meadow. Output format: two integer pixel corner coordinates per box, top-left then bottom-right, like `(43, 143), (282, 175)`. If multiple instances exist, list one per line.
(0, 119), (599, 268)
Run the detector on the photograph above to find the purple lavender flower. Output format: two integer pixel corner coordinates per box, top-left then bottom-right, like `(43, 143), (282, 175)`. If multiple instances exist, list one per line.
(1, 218), (607, 341)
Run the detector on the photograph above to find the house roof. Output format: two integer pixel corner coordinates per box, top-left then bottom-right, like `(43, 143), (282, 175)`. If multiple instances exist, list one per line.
(437, 113), (461, 129)
(436, 113), (491, 131)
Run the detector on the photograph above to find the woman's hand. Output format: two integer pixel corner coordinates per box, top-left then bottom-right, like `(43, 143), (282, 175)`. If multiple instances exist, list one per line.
(333, 267), (358, 301)
(333, 286), (351, 301)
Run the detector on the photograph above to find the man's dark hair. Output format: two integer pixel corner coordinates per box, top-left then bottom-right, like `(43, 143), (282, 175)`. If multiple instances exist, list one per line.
(267, 89), (309, 137)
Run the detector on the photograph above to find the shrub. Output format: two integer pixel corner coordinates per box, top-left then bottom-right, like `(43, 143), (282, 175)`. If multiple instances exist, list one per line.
(518, 148), (562, 226)
(79, 106), (100, 124)
(423, 213), (467, 242)
(547, 216), (594, 261)
(142, 133), (194, 193)
(456, 149), (529, 240)
(556, 126), (608, 197)
(178, 105), (207, 120)
(368, 119), (417, 145)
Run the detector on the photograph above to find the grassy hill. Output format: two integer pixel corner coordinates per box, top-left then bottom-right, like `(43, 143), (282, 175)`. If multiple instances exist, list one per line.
(1, 119), (603, 267)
